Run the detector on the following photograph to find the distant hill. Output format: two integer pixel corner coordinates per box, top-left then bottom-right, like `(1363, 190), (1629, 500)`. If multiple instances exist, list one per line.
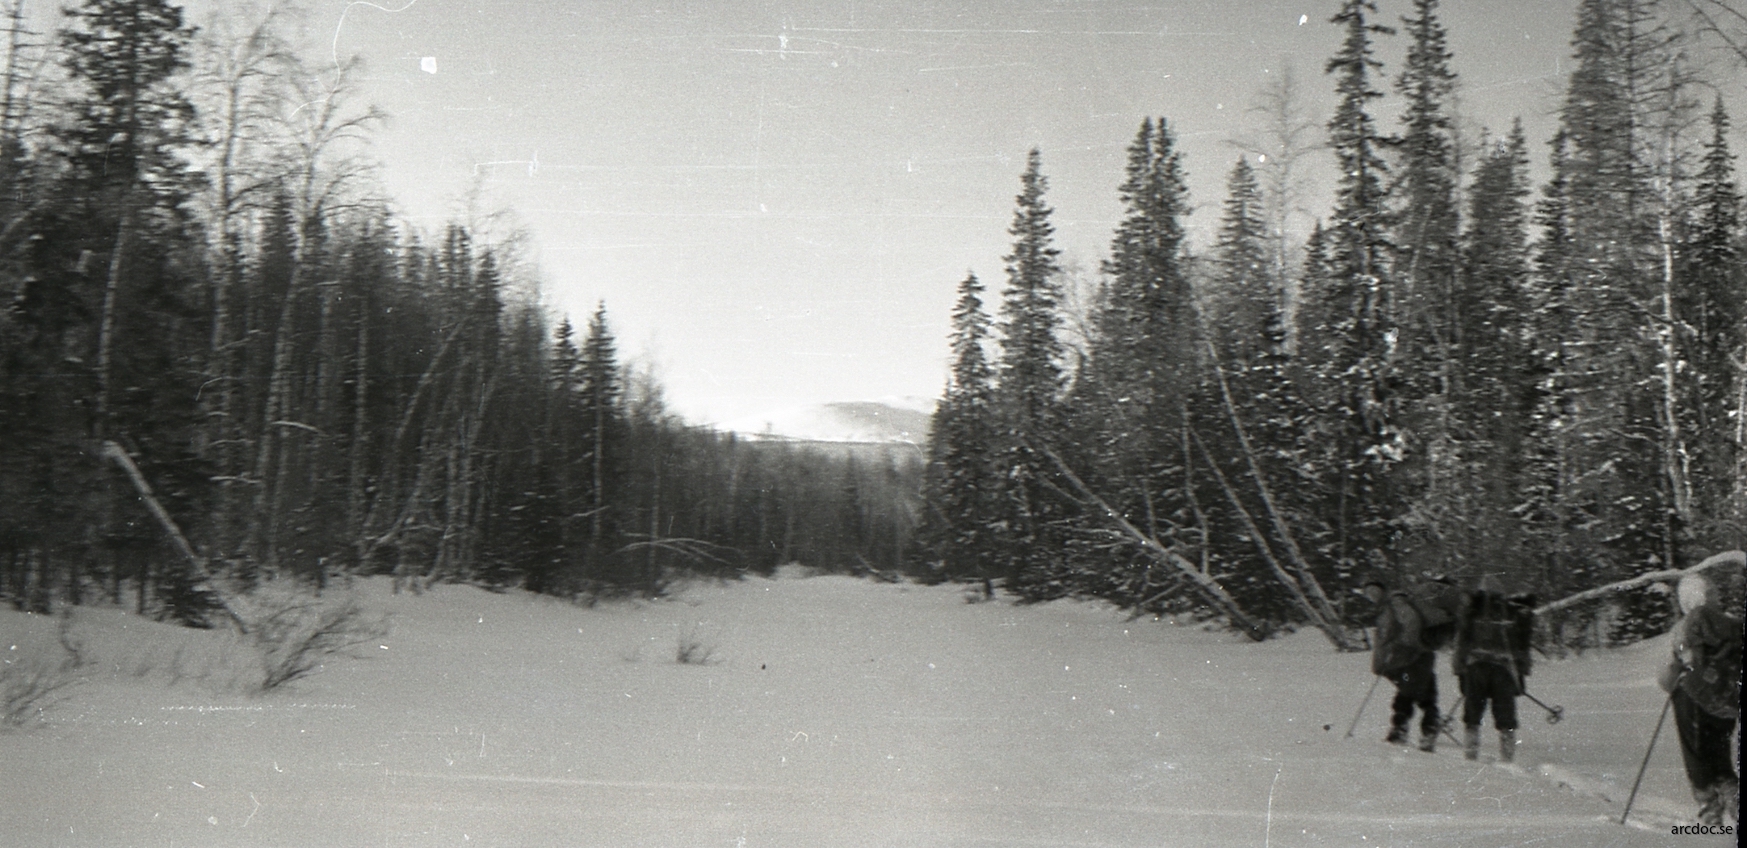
(715, 397), (935, 445)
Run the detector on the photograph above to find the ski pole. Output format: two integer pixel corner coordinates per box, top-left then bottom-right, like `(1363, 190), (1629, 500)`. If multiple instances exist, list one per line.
(1346, 676), (1382, 739)
(1438, 694), (1465, 745)
(1620, 689), (1675, 826)
(1523, 690), (1564, 724)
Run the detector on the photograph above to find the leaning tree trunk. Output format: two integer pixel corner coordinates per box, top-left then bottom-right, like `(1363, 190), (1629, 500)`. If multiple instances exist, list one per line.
(247, 260), (306, 573)
(1206, 342), (1347, 630)
(357, 315), (470, 567)
(1187, 428), (1356, 650)
(101, 441), (247, 631)
(1034, 442), (1270, 642)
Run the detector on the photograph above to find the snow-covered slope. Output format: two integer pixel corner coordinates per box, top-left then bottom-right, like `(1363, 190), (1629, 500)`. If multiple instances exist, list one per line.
(716, 396), (934, 444)
(0, 576), (1731, 846)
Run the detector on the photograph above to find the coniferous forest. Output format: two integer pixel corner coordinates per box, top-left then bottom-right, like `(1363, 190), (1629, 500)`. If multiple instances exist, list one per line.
(920, 0), (1745, 649)
(0, 0), (1740, 652)
(0, 0), (923, 624)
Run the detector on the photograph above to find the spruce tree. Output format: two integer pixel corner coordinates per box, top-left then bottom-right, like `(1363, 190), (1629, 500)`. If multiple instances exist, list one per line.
(1679, 98), (1744, 547)
(1389, 0), (1469, 573)
(1518, 129), (1583, 597)
(1059, 120), (1203, 605)
(1210, 156), (1274, 369)
(994, 149), (1069, 597)
(477, 307), (564, 591)
(1197, 156), (1283, 613)
(1316, 0), (1403, 580)
(998, 149), (1067, 432)
(1450, 123), (1535, 568)
(578, 302), (623, 575)
(923, 272), (1001, 589)
(1392, 0), (1460, 339)
(13, 0), (207, 610)
(1209, 177), (1330, 619)
(1100, 118), (1195, 396)
(1079, 119), (1197, 554)
(1552, 0), (1680, 598)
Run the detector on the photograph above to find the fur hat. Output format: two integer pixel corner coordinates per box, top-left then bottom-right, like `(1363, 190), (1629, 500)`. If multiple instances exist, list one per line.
(1682, 550), (1745, 615)
(1677, 572), (1709, 615)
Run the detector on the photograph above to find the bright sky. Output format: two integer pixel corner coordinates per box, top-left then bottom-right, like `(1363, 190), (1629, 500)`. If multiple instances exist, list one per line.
(296, 0), (1736, 424)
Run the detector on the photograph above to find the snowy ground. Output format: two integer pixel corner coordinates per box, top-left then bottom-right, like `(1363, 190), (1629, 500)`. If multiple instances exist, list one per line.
(1, 570), (1734, 847)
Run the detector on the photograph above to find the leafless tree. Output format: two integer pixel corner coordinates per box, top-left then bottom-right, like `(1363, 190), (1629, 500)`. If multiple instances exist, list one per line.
(1683, 0), (1747, 66)
(1228, 60), (1324, 333)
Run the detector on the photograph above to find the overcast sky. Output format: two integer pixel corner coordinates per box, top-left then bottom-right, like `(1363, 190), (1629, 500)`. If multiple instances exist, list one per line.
(300, 0), (1735, 424)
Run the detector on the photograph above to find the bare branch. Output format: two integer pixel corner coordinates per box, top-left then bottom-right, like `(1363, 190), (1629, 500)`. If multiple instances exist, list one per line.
(1684, 0), (1747, 64)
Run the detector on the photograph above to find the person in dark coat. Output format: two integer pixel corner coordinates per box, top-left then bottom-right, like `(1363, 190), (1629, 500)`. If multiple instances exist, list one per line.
(1452, 576), (1533, 762)
(1363, 577), (1440, 752)
(1657, 558), (1743, 826)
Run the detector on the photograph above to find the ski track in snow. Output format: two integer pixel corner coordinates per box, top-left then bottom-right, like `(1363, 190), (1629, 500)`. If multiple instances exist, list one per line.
(1, 574), (1735, 847)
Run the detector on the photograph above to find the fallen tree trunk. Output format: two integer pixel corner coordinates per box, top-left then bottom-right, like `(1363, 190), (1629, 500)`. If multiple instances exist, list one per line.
(1204, 341), (1346, 629)
(1187, 427), (1359, 651)
(101, 441), (248, 632)
(1534, 550), (1745, 617)
(1033, 442), (1269, 641)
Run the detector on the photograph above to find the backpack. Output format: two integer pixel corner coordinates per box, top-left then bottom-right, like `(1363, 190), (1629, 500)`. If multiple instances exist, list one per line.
(1678, 604), (1744, 720)
(1371, 595), (1428, 675)
(1405, 580), (1464, 651)
(1462, 592), (1535, 673)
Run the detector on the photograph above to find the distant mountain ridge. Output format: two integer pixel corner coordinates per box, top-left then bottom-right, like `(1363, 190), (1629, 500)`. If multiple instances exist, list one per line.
(715, 397), (935, 444)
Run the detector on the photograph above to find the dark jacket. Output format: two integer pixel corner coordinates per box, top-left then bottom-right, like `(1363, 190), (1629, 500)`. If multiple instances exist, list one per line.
(1454, 590), (1532, 680)
(1660, 598), (1743, 720)
(1372, 591), (1429, 676)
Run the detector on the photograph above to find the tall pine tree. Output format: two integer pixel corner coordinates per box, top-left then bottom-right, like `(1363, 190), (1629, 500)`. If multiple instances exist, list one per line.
(1679, 98), (1744, 548)
(1209, 156), (1274, 369)
(578, 302), (624, 579)
(1311, 0), (1403, 580)
(12, 0), (207, 611)
(1446, 123), (1536, 570)
(923, 272), (1001, 590)
(1070, 119), (1199, 603)
(1551, 0), (1678, 596)
(994, 149), (1069, 597)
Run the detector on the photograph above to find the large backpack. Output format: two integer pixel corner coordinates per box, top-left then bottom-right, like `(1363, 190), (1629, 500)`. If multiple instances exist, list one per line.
(1679, 603), (1744, 720)
(1678, 552), (1745, 719)
(1463, 592), (1535, 673)
(1405, 580), (1464, 651)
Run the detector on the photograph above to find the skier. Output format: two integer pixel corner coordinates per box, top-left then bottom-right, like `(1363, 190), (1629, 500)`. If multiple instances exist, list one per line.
(1656, 561), (1743, 826)
(1452, 576), (1533, 762)
(1363, 576), (1441, 752)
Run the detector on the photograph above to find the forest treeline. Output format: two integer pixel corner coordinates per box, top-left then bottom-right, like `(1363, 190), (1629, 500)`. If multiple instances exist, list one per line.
(0, 0), (1741, 648)
(0, 0), (922, 623)
(920, 0), (1744, 648)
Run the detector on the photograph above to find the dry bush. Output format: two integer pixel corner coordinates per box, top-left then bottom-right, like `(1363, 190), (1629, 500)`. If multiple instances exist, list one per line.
(675, 627), (718, 666)
(1, 657), (80, 727)
(238, 586), (389, 691)
(1, 612), (84, 728)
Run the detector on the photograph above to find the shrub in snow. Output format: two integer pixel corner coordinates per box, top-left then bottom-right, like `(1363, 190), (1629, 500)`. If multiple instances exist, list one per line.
(675, 627), (718, 665)
(1, 612), (85, 728)
(1, 655), (80, 728)
(238, 584), (389, 691)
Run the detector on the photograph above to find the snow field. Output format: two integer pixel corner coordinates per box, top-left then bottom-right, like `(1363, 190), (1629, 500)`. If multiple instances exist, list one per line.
(0, 573), (1733, 846)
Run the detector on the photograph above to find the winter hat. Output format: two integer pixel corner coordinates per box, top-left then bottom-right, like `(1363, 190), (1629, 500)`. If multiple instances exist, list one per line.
(1677, 572), (1709, 615)
(1692, 550), (1746, 612)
